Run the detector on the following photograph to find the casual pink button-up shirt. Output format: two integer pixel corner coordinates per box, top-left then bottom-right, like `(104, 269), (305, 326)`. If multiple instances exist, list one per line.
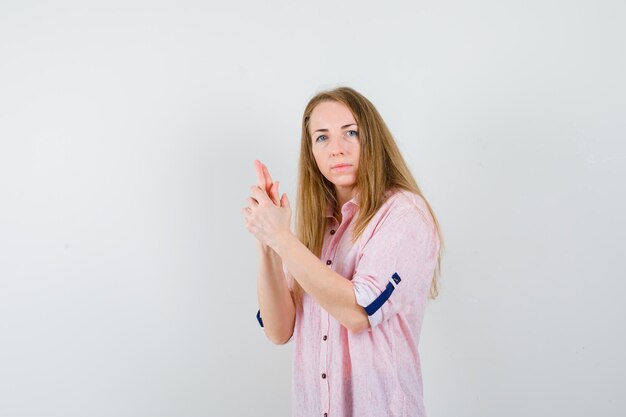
(268, 189), (440, 417)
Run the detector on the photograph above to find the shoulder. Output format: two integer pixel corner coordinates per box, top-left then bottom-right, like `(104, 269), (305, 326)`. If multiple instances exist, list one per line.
(355, 189), (439, 254)
(357, 189), (436, 246)
(376, 189), (435, 229)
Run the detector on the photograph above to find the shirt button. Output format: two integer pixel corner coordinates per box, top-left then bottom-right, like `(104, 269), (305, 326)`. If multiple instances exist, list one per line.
(323, 335), (327, 341)
(322, 373), (327, 379)
(326, 260), (332, 265)
(330, 229), (335, 235)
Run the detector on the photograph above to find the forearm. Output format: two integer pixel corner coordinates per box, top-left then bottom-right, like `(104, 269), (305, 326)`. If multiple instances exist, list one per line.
(256, 244), (296, 344)
(272, 231), (369, 333)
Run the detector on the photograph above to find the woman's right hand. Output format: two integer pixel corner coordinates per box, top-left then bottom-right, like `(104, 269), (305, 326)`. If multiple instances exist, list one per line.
(254, 160), (280, 205)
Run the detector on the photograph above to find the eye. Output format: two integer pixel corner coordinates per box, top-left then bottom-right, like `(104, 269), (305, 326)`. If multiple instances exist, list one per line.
(347, 130), (359, 137)
(315, 135), (327, 142)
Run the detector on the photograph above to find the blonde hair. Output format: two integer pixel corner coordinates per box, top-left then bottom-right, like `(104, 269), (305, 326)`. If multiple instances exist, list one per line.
(291, 86), (444, 308)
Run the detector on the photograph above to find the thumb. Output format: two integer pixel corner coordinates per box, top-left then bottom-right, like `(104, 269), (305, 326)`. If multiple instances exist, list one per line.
(280, 192), (290, 208)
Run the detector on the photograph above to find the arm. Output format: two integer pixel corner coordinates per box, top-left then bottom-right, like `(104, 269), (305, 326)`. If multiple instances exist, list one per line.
(256, 242), (296, 345)
(272, 231), (370, 334)
(248, 160), (294, 344)
(244, 161), (368, 335)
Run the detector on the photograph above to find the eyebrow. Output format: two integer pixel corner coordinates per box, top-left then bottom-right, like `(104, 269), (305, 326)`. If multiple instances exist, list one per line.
(312, 123), (357, 134)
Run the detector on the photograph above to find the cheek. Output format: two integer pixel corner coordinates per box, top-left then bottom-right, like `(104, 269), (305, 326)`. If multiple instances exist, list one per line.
(352, 143), (361, 163)
(312, 151), (325, 171)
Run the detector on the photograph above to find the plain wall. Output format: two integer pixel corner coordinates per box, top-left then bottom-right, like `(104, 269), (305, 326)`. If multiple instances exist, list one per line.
(1, 0), (625, 416)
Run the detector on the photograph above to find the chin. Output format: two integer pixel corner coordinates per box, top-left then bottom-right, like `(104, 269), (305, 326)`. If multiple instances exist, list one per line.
(332, 180), (357, 188)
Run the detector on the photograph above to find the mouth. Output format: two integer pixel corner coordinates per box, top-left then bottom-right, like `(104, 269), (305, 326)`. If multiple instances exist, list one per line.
(331, 163), (352, 169)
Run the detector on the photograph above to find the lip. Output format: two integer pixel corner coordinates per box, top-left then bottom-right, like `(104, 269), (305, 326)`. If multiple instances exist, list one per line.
(331, 163), (352, 169)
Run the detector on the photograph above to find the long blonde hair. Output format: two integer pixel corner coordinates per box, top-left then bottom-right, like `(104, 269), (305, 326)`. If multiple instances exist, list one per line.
(291, 86), (444, 308)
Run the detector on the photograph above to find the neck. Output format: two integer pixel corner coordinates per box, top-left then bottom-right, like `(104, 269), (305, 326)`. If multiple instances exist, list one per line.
(335, 186), (357, 209)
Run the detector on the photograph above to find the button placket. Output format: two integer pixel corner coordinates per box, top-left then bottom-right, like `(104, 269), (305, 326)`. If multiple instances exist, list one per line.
(319, 307), (330, 413)
(319, 215), (346, 417)
(319, 236), (335, 416)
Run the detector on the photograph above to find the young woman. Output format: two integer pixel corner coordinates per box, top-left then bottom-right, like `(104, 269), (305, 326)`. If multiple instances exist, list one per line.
(242, 86), (443, 417)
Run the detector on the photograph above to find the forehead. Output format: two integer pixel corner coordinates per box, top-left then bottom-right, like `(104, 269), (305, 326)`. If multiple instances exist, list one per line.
(309, 101), (356, 130)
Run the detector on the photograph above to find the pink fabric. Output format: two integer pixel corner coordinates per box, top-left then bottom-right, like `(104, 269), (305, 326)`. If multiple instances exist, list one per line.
(283, 189), (440, 417)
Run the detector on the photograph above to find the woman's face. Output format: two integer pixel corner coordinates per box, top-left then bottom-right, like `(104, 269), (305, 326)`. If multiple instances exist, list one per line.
(309, 101), (361, 200)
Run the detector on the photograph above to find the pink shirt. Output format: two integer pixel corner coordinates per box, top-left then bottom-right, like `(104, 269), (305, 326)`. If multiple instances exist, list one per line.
(264, 189), (440, 417)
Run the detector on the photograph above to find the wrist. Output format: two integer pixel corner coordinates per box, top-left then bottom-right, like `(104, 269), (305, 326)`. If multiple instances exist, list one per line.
(257, 241), (274, 256)
(270, 229), (295, 257)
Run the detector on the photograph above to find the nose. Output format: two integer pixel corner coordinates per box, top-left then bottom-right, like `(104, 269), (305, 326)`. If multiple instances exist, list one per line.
(328, 137), (346, 156)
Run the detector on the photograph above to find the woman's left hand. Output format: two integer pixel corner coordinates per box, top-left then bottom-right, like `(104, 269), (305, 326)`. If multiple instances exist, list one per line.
(242, 177), (292, 250)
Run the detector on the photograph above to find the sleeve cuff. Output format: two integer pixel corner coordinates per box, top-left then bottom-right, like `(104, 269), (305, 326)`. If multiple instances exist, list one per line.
(353, 281), (383, 329)
(353, 272), (402, 330)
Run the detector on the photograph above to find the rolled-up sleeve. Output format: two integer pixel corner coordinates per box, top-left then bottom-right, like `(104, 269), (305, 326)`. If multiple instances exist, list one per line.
(352, 205), (439, 330)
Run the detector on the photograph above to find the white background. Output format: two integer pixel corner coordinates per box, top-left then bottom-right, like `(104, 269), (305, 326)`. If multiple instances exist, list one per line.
(1, 1), (625, 416)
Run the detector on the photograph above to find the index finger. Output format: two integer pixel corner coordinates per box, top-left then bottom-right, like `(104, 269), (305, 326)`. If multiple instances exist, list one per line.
(262, 164), (274, 188)
(253, 160), (265, 189)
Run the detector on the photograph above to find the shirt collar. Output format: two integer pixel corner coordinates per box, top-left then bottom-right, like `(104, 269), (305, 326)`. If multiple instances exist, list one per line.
(324, 188), (397, 218)
(325, 194), (360, 219)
